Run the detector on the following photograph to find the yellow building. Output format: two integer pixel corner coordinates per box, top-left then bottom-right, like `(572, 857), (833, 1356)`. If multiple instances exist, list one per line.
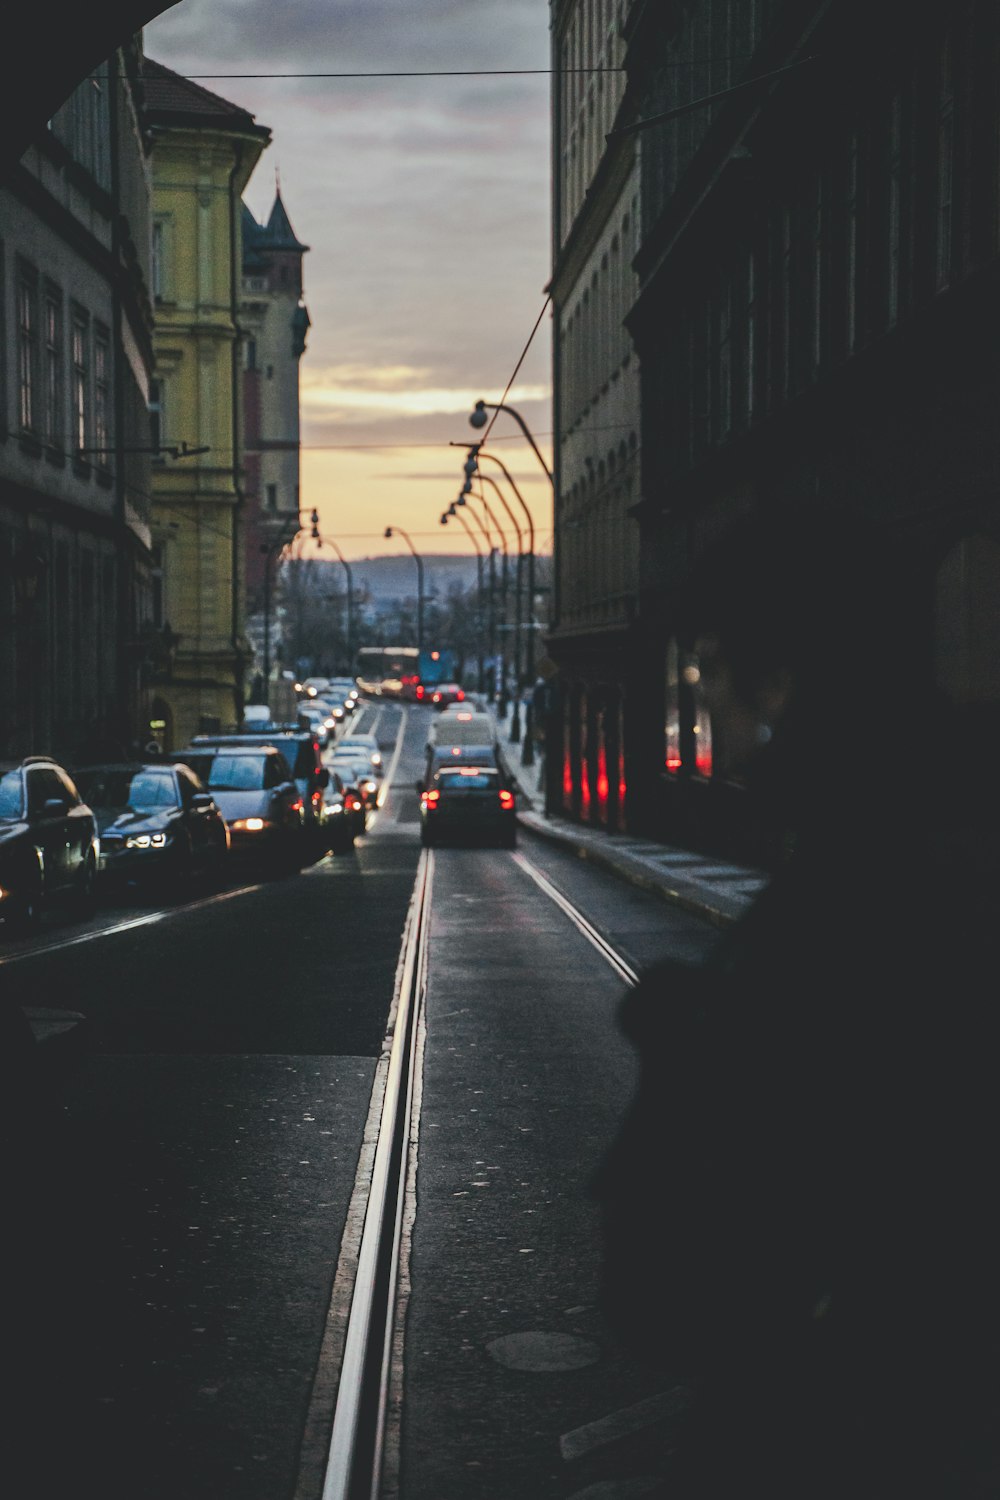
(143, 58), (271, 749)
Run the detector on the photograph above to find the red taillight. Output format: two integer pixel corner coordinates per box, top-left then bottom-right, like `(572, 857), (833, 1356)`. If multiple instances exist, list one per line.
(291, 798), (304, 812)
(422, 789), (440, 806)
(346, 794), (360, 811)
(311, 789), (322, 805)
(415, 685), (425, 699)
(498, 789), (515, 809)
(456, 690), (465, 700)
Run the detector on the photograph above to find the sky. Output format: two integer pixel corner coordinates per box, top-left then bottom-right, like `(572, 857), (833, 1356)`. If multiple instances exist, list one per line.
(143, 0), (554, 564)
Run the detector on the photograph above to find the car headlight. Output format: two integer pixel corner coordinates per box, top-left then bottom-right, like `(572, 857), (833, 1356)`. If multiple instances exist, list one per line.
(362, 779), (377, 793)
(323, 718), (336, 730)
(231, 817), (269, 832)
(371, 753), (382, 766)
(125, 832), (170, 850)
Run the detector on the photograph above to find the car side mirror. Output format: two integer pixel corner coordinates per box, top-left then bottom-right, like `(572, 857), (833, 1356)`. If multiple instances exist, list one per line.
(192, 792), (213, 809)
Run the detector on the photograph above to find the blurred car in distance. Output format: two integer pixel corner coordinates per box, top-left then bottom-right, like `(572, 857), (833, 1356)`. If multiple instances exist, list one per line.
(297, 676), (330, 699)
(72, 761), (230, 895)
(423, 740), (507, 786)
(321, 769), (362, 852)
(420, 682), (465, 708)
(0, 756), (99, 932)
(336, 733), (383, 775)
(324, 760), (368, 837)
(418, 764), (517, 848)
(329, 750), (380, 811)
(174, 745), (305, 872)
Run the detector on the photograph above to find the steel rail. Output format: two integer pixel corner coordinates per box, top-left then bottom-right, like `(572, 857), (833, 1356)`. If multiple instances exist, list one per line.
(320, 847), (432, 1500)
(510, 851), (639, 988)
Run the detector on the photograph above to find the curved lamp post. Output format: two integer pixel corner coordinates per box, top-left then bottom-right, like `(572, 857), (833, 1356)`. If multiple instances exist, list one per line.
(469, 398), (553, 485)
(260, 507), (319, 700)
(384, 525), (424, 650)
(459, 480), (512, 710)
(309, 522), (355, 671)
(441, 507), (485, 693)
(468, 472), (524, 737)
(460, 445), (541, 761)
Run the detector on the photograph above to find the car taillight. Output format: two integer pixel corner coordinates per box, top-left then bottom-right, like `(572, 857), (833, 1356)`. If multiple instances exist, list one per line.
(499, 789), (515, 808)
(291, 798), (304, 812)
(415, 685), (425, 699)
(422, 789), (440, 806)
(346, 795), (360, 810)
(457, 690), (465, 700)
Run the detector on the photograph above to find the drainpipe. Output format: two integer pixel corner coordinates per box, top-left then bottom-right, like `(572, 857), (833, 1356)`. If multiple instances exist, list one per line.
(229, 140), (246, 726)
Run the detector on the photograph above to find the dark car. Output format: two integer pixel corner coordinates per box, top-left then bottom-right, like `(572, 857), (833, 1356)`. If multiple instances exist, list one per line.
(71, 762), (230, 895)
(423, 741), (506, 787)
(321, 769), (363, 852)
(174, 745), (305, 872)
(421, 682), (466, 709)
(329, 751), (380, 812)
(0, 756), (99, 932)
(418, 764), (517, 848)
(192, 729), (330, 851)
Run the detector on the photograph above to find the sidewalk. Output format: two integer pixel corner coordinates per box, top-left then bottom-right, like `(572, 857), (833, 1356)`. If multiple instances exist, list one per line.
(492, 695), (769, 929)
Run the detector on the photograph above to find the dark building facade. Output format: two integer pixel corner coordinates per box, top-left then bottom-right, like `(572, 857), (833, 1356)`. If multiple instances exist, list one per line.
(0, 37), (157, 763)
(548, 0), (1000, 865)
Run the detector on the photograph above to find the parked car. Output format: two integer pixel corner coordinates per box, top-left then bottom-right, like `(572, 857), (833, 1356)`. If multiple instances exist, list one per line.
(418, 764), (517, 848)
(174, 745), (305, 872)
(190, 730), (330, 849)
(0, 756), (99, 932)
(72, 761), (230, 895)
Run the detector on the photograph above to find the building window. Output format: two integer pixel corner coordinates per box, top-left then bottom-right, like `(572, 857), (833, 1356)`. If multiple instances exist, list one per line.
(151, 542), (165, 627)
(94, 324), (111, 463)
(148, 378), (164, 461)
(43, 283), (62, 447)
(71, 307), (89, 453)
(17, 261), (39, 433)
(245, 337), (257, 370)
(266, 483), (277, 510)
(152, 220), (165, 300)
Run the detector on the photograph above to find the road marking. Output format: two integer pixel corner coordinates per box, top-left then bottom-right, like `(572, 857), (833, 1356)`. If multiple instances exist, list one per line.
(509, 851), (639, 988)
(561, 1388), (692, 1462)
(0, 882), (264, 967)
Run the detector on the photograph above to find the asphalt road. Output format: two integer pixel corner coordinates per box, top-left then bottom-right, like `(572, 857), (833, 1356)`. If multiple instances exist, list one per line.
(4, 700), (721, 1500)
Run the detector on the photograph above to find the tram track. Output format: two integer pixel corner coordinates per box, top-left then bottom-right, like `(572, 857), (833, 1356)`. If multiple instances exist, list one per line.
(307, 847), (432, 1500)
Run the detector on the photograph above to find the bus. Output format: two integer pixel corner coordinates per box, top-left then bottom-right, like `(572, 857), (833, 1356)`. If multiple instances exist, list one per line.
(356, 646), (457, 700)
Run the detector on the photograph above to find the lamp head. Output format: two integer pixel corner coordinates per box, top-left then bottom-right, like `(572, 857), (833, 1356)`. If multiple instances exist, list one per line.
(460, 478), (472, 497)
(384, 526), (393, 539)
(468, 400), (488, 430)
(455, 495), (466, 508)
(440, 513), (449, 525)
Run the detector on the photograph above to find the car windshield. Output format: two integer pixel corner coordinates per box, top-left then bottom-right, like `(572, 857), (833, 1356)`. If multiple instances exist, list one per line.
(75, 769), (179, 811)
(0, 771), (23, 819)
(207, 755), (267, 791)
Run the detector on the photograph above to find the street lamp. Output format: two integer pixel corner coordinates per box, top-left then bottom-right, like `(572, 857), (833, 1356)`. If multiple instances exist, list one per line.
(309, 526), (355, 672)
(460, 480), (511, 709)
(470, 472), (524, 737)
(441, 507), (485, 693)
(459, 445), (541, 762)
(259, 508), (319, 700)
(468, 399), (553, 485)
(384, 525), (425, 650)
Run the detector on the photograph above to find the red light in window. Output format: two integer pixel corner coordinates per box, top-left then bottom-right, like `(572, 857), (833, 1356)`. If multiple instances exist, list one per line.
(695, 748), (713, 775)
(596, 740), (609, 808)
(665, 752), (683, 771)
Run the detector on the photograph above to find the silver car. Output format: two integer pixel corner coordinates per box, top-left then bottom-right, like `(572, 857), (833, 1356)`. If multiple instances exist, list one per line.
(175, 745), (305, 872)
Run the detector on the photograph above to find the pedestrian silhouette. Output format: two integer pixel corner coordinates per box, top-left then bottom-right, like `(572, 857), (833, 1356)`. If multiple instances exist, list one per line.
(594, 512), (1000, 1497)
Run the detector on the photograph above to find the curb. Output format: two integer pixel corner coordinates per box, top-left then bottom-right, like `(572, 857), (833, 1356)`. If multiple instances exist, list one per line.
(516, 810), (766, 929)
